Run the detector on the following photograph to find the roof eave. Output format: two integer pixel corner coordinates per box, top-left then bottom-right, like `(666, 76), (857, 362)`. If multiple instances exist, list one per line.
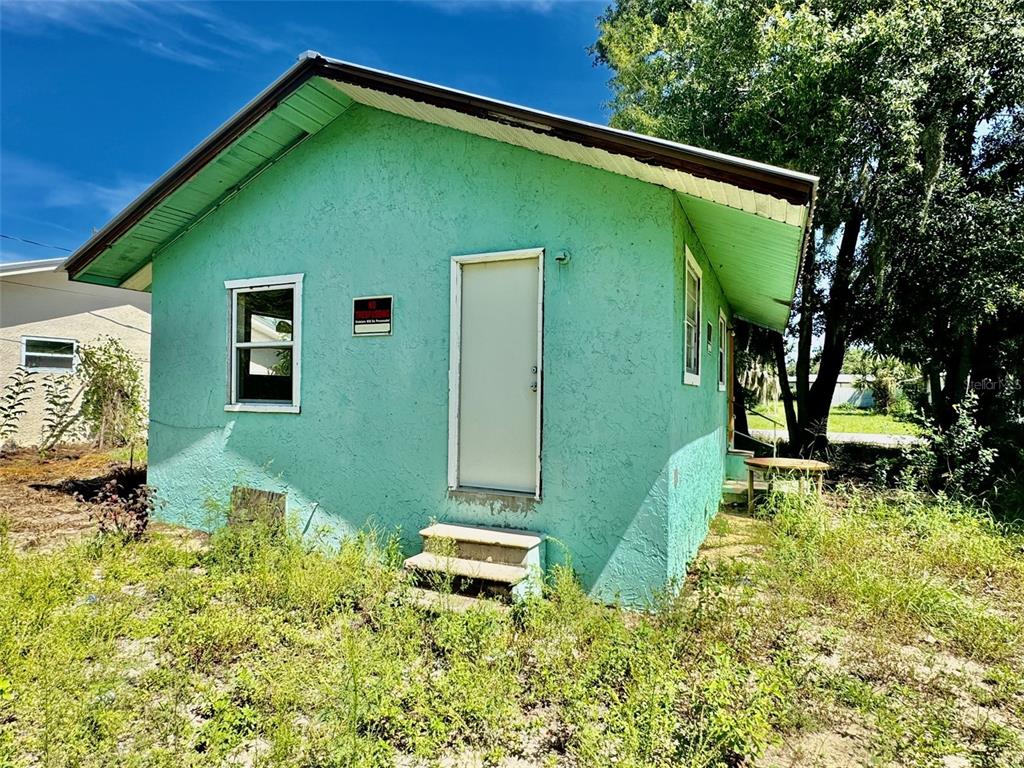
(313, 55), (817, 206)
(0, 257), (65, 277)
(63, 53), (321, 279)
(64, 52), (817, 284)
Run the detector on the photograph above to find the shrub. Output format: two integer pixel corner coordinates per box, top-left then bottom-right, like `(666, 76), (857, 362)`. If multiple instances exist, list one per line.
(84, 475), (154, 541)
(0, 367), (35, 444)
(902, 392), (999, 501)
(77, 337), (146, 449)
(40, 374), (83, 450)
(849, 353), (917, 415)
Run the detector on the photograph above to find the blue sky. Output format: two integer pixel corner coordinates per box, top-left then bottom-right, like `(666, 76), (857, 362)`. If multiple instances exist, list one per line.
(0, 0), (610, 263)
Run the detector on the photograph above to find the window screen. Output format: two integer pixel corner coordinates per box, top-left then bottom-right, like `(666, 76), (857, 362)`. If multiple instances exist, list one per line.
(22, 337), (76, 371)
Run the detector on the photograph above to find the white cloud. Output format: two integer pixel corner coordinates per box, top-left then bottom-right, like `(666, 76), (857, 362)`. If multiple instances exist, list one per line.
(419, 0), (559, 15)
(0, 0), (295, 69)
(2, 153), (150, 217)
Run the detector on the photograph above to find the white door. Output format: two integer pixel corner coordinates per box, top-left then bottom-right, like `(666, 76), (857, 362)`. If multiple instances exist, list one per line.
(449, 249), (542, 495)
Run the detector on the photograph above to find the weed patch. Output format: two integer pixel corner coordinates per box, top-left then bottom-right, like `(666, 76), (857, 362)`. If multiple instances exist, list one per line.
(2, 488), (1023, 766)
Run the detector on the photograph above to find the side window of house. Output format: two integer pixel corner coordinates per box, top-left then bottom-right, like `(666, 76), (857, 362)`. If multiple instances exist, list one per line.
(718, 312), (727, 391)
(683, 247), (702, 385)
(225, 274), (303, 413)
(22, 337), (77, 372)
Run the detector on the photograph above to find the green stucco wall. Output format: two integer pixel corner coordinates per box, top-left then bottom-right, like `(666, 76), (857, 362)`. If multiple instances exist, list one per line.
(148, 103), (731, 605)
(666, 198), (732, 579)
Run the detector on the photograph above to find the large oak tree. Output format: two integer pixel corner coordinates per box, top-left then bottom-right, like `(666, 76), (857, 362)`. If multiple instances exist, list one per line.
(593, 0), (1024, 455)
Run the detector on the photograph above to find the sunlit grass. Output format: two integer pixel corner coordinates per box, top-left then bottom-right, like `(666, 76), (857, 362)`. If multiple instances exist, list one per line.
(747, 402), (921, 436)
(1, 488), (1021, 766)
(105, 442), (148, 466)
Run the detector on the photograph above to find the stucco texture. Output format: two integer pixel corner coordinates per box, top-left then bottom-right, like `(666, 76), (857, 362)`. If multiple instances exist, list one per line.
(0, 270), (151, 446)
(148, 104), (731, 605)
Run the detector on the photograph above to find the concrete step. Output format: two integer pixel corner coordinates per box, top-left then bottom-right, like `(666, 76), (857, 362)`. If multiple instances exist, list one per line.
(420, 523), (542, 549)
(420, 522), (543, 567)
(722, 478), (769, 505)
(406, 586), (510, 614)
(727, 448), (755, 457)
(403, 551), (529, 585)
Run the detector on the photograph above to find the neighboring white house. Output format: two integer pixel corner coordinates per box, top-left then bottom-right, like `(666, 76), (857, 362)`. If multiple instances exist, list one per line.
(0, 257), (151, 446)
(786, 373), (875, 408)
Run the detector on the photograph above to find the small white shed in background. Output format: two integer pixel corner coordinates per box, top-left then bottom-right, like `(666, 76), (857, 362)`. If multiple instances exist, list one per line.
(787, 373), (875, 409)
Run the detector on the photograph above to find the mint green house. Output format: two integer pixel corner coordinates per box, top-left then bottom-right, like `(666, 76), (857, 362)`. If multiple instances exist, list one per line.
(65, 53), (816, 605)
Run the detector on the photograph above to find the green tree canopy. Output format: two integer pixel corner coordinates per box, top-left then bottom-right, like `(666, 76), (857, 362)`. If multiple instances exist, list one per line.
(594, 0), (1024, 458)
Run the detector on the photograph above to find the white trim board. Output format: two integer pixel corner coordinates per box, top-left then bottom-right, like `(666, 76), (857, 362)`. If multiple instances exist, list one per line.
(718, 308), (728, 392)
(683, 246), (702, 387)
(447, 247), (544, 499)
(21, 335), (78, 373)
(224, 273), (303, 413)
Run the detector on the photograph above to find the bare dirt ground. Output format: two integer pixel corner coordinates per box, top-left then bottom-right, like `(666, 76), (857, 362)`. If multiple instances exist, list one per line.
(0, 445), (205, 553)
(0, 445), (118, 551)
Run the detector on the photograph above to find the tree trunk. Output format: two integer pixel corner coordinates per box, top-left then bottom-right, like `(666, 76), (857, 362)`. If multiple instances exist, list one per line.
(801, 324), (845, 454)
(969, 323), (1001, 426)
(794, 233), (817, 422)
(732, 371), (753, 451)
(938, 334), (974, 430)
(792, 207), (864, 456)
(772, 332), (800, 447)
(731, 321), (754, 451)
(927, 365), (945, 426)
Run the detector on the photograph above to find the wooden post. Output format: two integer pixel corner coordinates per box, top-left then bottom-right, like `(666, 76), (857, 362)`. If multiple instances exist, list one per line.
(727, 329), (735, 447)
(747, 468), (754, 514)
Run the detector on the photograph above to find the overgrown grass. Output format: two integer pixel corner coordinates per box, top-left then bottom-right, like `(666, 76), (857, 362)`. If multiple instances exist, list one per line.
(105, 442), (148, 466)
(762, 489), (1024, 661)
(747, 402), (921, 436)
(1, 489), (1022, 766)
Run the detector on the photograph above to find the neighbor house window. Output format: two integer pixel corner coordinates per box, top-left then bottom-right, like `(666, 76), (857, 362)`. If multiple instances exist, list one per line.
(718, 311), (728, 392)
(21, 336), (77, 372)
(683, 247), (702, 385)
(224, 274), (303, 413)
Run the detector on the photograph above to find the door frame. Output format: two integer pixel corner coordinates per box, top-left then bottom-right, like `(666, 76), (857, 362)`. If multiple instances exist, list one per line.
(447, 247), (545, 499)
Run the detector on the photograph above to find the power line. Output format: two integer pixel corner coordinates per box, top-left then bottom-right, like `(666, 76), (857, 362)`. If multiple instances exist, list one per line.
(1, 277), (140, 301)
(1, 233), (73, 253)
(87, 311), (150, 335)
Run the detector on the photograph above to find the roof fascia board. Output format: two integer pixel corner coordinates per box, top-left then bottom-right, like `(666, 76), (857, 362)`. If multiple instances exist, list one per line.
(63, 54), (320, 278)
(313, 55), (816, 206)
(0, 258), (64, 276)
(64, 51), (817, 284)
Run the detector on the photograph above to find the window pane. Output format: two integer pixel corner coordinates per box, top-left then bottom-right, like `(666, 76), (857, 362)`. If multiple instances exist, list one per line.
(25, 354), (74, 370)
(685, 321), (698, 374)
(685, 271), (698, 324)
(719, 321), (726, 383)
(237, 347), (292, 403)
(26, 339), (74, 355)
(236, 289), (293, 343)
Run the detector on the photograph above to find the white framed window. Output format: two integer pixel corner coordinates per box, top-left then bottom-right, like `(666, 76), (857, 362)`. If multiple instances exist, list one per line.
(224, 274), (303, 414)
(718, 310), (728, 392)
(21, 336), (77, 373)
(683, 247), (702, 385)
